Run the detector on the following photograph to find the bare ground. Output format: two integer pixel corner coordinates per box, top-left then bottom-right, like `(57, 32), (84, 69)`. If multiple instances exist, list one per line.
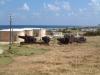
(0, 36), (100, 75)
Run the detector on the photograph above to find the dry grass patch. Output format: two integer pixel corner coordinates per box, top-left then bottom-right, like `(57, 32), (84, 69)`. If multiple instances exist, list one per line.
(0, 36), (100, 75)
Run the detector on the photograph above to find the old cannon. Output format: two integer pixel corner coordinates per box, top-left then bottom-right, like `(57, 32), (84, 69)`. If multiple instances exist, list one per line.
(57, 37), (69, 44)
(42, 36), (51, 45)
(57, 34), (86, 44)
(74, 36), (86, 43)
(18, 35), (36, 45)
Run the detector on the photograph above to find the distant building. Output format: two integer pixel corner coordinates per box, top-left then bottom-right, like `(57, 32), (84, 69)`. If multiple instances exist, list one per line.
(0, 29), (24, 43)
(0, 28), (46, 43)
(81, 28), (97, 32)
(52, 32), (63, 37)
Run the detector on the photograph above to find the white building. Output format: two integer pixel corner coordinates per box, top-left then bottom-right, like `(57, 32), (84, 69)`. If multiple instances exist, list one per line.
(0, 28), (46, 43)
(81, 28), (97, 32)
(52, 32), (63, 37)
(0, 29), (24, 43)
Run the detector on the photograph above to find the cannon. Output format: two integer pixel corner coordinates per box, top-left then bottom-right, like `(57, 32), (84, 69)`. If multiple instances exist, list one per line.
(74, 36), (86, 43)
(57, 37), (69, 44)
(57, 34), (86, 44)
(18, 35), (36, 44)
(42, 36), (51, 45)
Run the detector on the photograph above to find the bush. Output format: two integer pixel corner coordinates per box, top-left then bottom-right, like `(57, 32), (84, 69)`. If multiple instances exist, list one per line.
(84, 31), (100, 36)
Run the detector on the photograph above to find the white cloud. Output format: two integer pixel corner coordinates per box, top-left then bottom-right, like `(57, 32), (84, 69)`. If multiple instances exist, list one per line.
(68, 11), (75, 16)
(55, 13), (60, 16)
(0, 0), (11, 5)
(74, 0), (100, 17)
(79, 8), (87, 13)
(43, 0), (100, 17)
(89, 0), (100, 13)
(0, 0), (5, 4)
(79, 8), (84, 12)
(20, 3), (30, 11)
(47, 4), (60, 12)
(43, 1), (72, 16)
(62, 2), (71, 11)
(71, 0), (100, 17)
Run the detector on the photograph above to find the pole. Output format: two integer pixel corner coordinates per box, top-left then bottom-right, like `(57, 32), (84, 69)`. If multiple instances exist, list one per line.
(11, 22), (13, 44)
(9, 15), (12, 50)
(40, 28), (42, 41)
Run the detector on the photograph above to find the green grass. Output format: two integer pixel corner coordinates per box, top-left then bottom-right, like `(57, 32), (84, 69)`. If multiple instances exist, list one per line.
(0, 56), (13, 65)
(0, 44), (49, 65)
(0, 45), (13, 65)
(0, 44), (49, 56)
(9, 45), (49, 56)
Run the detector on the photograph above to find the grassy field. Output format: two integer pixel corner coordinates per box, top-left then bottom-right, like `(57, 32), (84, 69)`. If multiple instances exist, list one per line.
(0, 36), (100, 75)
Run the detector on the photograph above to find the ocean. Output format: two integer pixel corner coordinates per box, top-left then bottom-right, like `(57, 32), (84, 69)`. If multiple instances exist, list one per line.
(0, 25), (80, 29)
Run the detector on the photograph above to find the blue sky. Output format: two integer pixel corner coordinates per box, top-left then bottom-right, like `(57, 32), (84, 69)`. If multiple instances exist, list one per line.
(0, 0), (100, 25)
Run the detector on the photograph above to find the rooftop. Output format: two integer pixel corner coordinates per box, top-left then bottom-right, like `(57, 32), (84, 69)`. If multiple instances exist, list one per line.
(0, 28), (46, 31)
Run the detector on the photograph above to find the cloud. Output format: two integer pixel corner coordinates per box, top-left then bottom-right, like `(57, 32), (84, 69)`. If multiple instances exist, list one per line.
(0, 0), (5, 4)
(78, 8), (87, 13)
(68, 11), (75, 16)
(55, 13), (60, 16)
(62, 2), (71, 11)
(43, 1), (72, 16)
(0, 0), (11, 5)
(20, 3), (30, 11)
(44, 0), (100, 17)
(72, 0), (100, 17)
(89, 0), (100, 13)
(47, 4), (60, 12)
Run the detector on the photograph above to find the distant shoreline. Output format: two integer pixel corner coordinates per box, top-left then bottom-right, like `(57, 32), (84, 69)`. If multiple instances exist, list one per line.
(0, 25), (82, 29)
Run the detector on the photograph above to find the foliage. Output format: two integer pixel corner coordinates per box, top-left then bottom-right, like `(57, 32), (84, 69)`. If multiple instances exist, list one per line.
(84, 31), (100, 36)
(57, 28), (81, 34)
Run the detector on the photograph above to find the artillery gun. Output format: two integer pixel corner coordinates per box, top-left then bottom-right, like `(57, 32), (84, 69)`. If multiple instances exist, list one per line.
(57, 37), (69, 44)
(74, 36), (86, 43)
(18, 35), (36, 45)
(57, 34), (86, 44)
(42, 36), (51, 45)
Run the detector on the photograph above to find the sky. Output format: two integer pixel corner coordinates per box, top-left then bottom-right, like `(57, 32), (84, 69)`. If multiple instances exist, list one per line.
(0, 0), (100, 25)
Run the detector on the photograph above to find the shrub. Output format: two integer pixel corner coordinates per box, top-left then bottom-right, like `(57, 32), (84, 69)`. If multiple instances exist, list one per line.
(84, 31), (100, 36)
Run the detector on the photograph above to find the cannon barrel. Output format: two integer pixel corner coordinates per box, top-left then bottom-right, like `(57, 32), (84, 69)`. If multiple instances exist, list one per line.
(18, 36), (26, 39)
(18, 36), (36, 43)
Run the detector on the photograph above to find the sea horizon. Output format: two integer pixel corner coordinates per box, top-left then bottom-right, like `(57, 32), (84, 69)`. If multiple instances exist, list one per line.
(0, 24), (97, 29)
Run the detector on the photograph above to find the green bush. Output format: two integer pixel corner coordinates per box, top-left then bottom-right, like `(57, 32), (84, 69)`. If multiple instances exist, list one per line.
(84, 31), (100, 36)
